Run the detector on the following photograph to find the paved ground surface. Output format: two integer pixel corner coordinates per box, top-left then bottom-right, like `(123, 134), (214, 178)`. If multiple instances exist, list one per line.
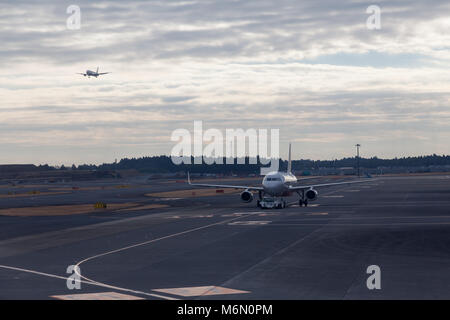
(0, 175), (449, 299)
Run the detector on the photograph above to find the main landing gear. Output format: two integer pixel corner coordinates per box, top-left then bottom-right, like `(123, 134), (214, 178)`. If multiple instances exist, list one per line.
(297, 190), (308, 207)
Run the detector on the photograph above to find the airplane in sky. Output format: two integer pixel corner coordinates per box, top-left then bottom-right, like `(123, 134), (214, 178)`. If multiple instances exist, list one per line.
(77, 67), (110, 78)
(188, 144), (374, 208)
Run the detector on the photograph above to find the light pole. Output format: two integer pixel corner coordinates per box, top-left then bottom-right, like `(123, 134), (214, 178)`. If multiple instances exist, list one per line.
(355, 144), (361, 177)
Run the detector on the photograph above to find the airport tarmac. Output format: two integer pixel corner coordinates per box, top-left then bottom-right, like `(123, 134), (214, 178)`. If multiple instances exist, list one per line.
(0, 175), (449, 299)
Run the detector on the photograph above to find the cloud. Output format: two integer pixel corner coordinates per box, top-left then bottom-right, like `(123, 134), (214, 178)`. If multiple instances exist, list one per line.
(0, 0), (449, 164)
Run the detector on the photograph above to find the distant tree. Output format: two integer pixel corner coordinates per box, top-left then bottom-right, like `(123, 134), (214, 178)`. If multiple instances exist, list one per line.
(43, 154), (450, 174)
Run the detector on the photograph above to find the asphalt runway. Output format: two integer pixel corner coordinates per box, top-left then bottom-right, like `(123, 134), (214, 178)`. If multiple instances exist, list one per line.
(0, 175), (449, 299)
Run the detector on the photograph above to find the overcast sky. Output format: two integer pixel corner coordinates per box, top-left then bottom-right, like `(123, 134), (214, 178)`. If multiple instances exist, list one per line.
(1, 0), (449, 165)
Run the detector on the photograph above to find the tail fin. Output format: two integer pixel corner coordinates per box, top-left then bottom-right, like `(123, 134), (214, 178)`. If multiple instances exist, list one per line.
(287, 143), (292, 173)
(96, 67), (99, 74)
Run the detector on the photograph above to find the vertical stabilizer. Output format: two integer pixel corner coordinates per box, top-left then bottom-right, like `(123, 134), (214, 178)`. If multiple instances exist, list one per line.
(287, 143), (292, 173)
(96, 67), (99, 74)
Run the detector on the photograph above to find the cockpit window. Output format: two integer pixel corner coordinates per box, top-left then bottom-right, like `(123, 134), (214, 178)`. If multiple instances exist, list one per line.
(266, 177), (281, 181)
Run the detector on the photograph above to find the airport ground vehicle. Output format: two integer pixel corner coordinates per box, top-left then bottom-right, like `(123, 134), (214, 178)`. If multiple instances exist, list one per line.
(257, 196), (287, 209)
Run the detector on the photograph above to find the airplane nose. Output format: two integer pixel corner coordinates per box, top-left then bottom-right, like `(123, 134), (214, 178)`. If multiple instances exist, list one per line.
(264, 181), (284, 194)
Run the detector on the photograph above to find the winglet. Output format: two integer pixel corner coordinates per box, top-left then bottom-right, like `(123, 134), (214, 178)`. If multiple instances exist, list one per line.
(287, 142), (292, 173)
(187, 172), (191, 184)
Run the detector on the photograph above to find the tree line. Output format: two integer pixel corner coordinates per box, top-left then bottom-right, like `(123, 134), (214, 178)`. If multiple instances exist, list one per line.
(39, 154), (450, 174)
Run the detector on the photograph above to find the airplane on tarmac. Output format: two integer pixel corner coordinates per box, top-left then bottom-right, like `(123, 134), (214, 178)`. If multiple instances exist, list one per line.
(77, 67), (110, 78)
(188, 144), (374, 209)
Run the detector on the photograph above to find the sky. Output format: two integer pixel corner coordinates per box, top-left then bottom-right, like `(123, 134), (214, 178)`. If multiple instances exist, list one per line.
(0, 0), (449, 165)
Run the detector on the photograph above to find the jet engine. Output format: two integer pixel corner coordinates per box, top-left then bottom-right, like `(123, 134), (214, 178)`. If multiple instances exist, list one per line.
(305, 188), (318, 201)
(240, 190), (254, 203)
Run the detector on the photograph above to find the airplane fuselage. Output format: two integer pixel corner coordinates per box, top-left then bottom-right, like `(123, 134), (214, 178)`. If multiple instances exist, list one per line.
(86, 70), (99, 77)
(262, 171), (297, 196)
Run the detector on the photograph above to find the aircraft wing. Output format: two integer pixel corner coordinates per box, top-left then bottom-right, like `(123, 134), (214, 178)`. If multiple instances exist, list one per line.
(98, 72), (110, 75)
(76, 73), (86, 75)
(187, 172), (264, 191)
(288, 178), (375, 191)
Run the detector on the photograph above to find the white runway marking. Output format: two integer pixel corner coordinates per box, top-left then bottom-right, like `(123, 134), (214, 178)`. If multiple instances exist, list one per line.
(153, 285), (249, 297)
(264, 222), (450, 227)
(166, 215), (181, 219)
(51, 292), (144, 300)
(0, 264), (177, 300)
(221, 211), (263, 217)
(305, 212), (328, 216)
(0, 181), (379, 299)
(228, 220), (271, 225)
(303, 215), (450, 221)
(0, 213), (261, 300)
(73, 212), (261, 299)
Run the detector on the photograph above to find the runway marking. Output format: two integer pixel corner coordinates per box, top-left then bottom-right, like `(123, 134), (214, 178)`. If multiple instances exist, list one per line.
(219, 222), (328, 288)
(330, 203), (450, 208)
(305, 212), (328, 216)
(276, 215), (450, 223)
(264, 222), (450, 227)
(166, 214), (214, 219)
(191, 214), (214, 218)
(2, 213), (262, 300)
(232, 212), (261, 215)
(51, 292), (144, 300)
(0, 264), (176, 300)
(153, 286), (249, 297)
(313, 215), (450, 220)
(166, 215), (182, 219)
(290, 204), (320, 208)
(73, 212), (261, 299)
(228, 220), (271, 226)
(221, 211), (263, 217)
